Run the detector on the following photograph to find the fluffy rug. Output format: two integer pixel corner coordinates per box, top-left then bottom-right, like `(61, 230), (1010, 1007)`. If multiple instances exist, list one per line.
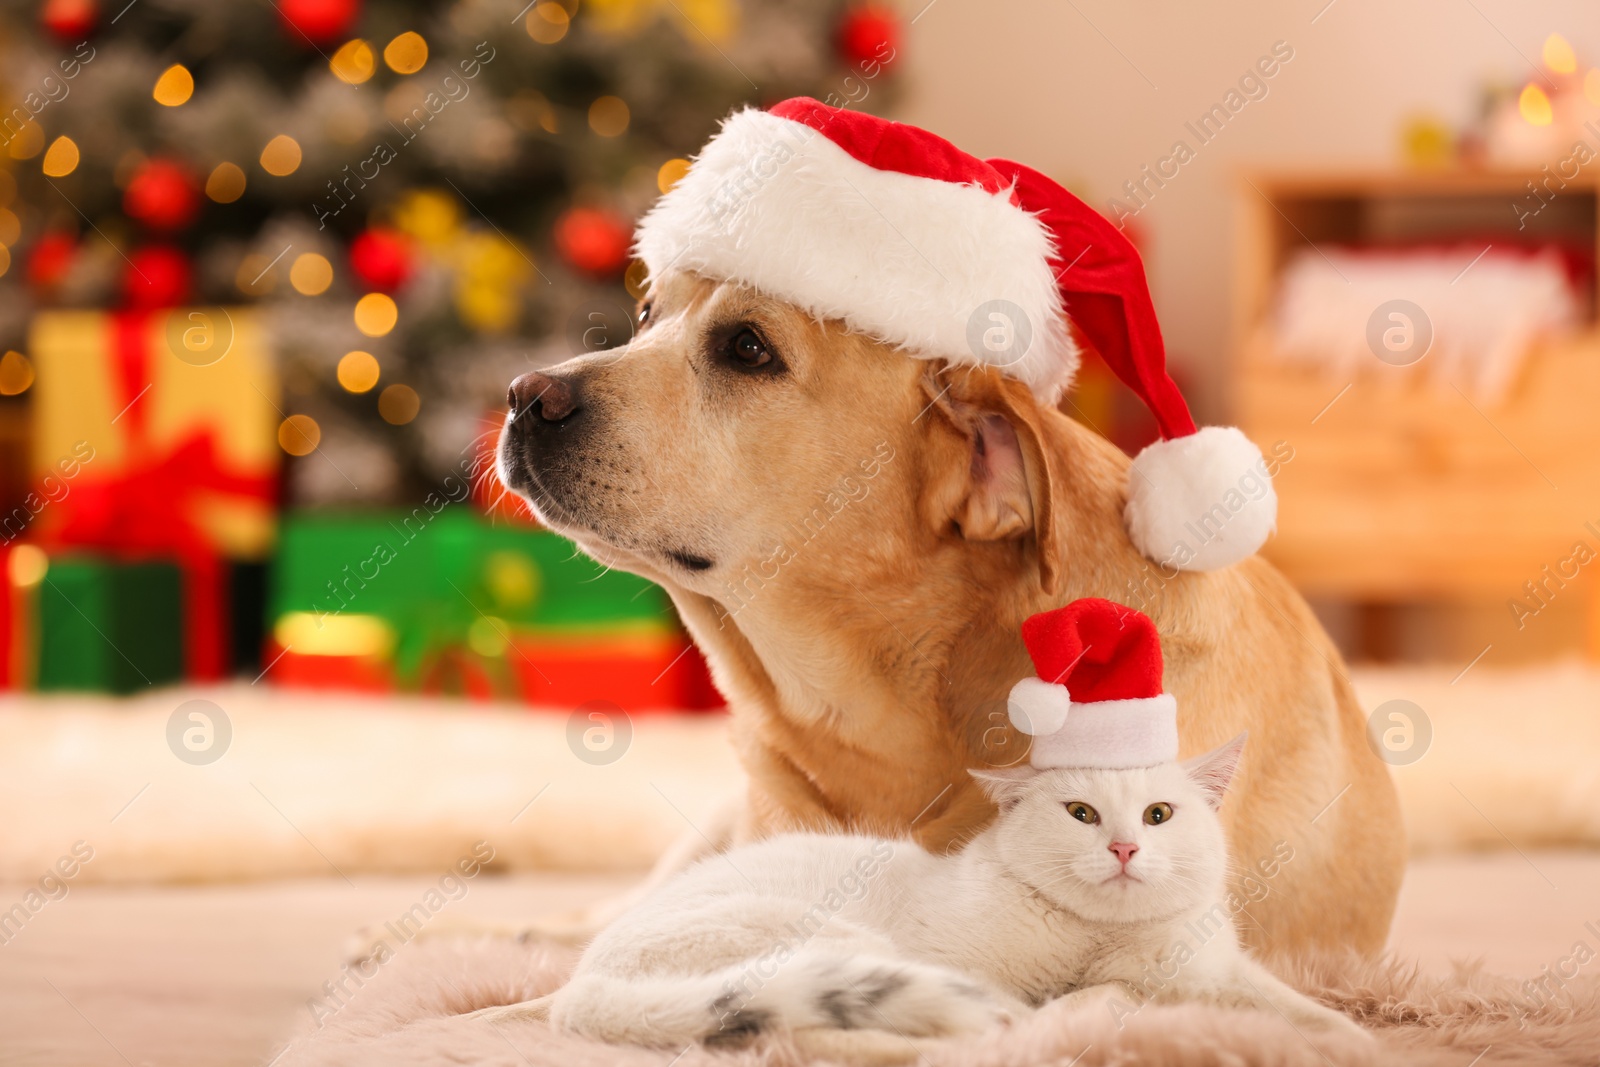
(274, 938), (1600, 1067)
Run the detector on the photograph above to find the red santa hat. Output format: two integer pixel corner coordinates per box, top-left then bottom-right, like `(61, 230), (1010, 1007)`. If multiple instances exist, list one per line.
(634, 97), (1275, 571)
(1007, 598), (1177, 769)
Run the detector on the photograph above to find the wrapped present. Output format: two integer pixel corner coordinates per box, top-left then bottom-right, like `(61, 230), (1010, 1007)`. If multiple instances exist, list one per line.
(507, 628), (722, 711)
(27, 308), (279, 681)
(35, 554), (184, 693)
(265, 509), (722, 709)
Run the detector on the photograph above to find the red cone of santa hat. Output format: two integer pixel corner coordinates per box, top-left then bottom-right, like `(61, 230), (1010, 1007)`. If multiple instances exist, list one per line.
(1007, 598), (1177, 769)
(635, 98), (1274, 571)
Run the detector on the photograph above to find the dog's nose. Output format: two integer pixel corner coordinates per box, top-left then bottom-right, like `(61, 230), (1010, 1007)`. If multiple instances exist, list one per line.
(508, 371), (580, 423)
(1109, 841), (1138, 866)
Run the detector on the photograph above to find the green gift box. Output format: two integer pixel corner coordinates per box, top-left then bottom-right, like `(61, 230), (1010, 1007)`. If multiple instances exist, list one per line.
(37, 556), (185, 693)
(267, 510), (676, 684)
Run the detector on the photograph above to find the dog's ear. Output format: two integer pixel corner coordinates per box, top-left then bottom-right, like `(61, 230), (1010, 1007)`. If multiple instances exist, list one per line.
(920, 367), (1063, 595)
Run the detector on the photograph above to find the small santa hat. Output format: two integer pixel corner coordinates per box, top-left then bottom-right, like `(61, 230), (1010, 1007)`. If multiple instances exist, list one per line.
(634, 98), (1274, 571)
(1007, 598), (1177, 769)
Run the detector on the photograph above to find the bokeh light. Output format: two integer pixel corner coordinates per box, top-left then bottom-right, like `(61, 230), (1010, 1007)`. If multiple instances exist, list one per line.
(0, 350), (34, 395)
(1543, 34), (1576, 75)
(657, 158), (690, 194)
(526, 2), (569, 43)
(41, 136), (78, 177)
(153, 64), (194, 106)
(384, 31), (429, 74)
(337, 350), (381, 393)
(330, 39), (376, 84)
(354, 292), (398, 336)
(205, 162), (246, 203)
(1519, 84), (1553, 127)
(289, 252), (333, 295)
(277, 414), (322, 455)
(588, 96), (630, 137)
(378, 384), (420, 424)
(260, 134), (303, 176)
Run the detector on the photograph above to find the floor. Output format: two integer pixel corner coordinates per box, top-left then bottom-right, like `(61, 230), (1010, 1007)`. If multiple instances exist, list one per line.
(3, 850), (1598, 1067)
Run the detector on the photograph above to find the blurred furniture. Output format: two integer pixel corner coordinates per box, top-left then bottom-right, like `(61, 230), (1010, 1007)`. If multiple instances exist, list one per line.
(1232, 170), (1600, 658)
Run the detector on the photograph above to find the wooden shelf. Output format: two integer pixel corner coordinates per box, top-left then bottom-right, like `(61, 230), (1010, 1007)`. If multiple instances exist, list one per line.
(1231, 169), (1600, 656)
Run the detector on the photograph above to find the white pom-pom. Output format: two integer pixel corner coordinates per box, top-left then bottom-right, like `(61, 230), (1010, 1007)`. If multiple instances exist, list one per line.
(1008, 677), (1071, 736)
(1124, 426), (1277, 572)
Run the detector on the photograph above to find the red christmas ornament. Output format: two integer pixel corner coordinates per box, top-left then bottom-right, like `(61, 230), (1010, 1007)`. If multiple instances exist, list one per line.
(123, 159), (200, 232)
(40, 0), (98, 43)
(835, 5), (900, 71)
(349, 228), (414, 292)
(553, 207), (632, 278)
(27, 232), (77, 290)
(122, 246), (192, 308)
(278, 0), (362, 46)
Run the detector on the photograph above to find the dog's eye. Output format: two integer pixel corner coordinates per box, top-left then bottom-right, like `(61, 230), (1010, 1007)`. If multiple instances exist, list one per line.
(1144, 803), (1173, 825)
(638, 302), (652, 325)
(1065, 802), (1098, 824)
(724, 328), (776, 371)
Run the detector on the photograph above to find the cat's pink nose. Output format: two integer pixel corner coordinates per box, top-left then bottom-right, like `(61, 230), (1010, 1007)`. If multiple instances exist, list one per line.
(1109, 841), (1139, 866)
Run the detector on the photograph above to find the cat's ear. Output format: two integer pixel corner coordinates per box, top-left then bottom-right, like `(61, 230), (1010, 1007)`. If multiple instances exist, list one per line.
(1182, 733), (1247, 810)
(969, 767), (1038, 812)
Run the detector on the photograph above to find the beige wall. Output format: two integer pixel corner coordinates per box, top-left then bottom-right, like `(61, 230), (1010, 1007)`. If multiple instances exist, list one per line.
(899, 0), (1600, 420)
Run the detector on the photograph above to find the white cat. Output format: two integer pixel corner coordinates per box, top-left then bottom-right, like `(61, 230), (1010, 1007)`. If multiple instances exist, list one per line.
(475, 736), (1366, 1053)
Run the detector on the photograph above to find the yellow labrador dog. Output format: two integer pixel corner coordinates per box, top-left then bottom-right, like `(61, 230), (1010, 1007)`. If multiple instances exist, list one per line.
(495, 270), (1404, 956)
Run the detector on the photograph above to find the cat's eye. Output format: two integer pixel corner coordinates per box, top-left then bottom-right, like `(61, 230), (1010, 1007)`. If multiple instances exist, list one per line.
(1064, 802), (1099, 824)
(1144, 802), (1174, 825)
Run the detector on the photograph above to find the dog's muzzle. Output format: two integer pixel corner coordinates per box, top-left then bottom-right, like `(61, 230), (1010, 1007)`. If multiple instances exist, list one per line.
(500, 369), (587, 492)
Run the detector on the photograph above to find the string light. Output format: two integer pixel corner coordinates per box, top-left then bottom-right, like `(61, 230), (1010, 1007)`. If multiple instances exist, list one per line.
(260, 134), (302, 176)
(278, 414), (321, 456)
(205, 162), (246, 203)
(353, 292), (398, 336)
(1519, 84), (1554, 126)
(40, 135), (77, 176)
(330, 39), (376, 84)
(588, 96), (629, 137)
(337, 350), (380, 393)
(289, 252), (333, 295)
(8, 544), (47, 588)
(153, 64), (194, 106)
(378, 384), (420, 424)
(0, 350), (33, 394)
(8, 123), (43, 160)
(526, 2), (569, 43)
(384, 32), (428, 74)
(1543, 34), (1576, 74)
(656, 158), (690, 194)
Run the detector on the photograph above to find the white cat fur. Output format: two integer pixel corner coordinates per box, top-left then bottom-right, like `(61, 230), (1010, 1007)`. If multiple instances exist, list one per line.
(475, 736), (1367, 1050)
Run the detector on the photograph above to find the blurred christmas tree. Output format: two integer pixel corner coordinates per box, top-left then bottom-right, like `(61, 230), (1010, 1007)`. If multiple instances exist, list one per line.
(0, 0), (901, 504)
